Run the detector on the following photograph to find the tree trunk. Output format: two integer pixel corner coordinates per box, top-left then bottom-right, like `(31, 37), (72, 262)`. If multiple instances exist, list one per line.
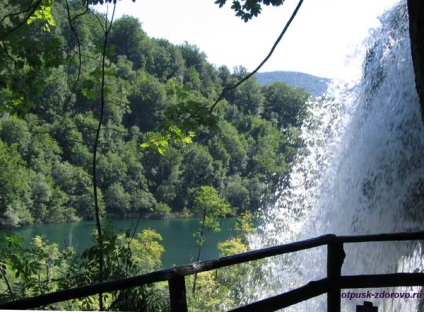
(407, 0), (424, 123)
(192, 207), (207, 294)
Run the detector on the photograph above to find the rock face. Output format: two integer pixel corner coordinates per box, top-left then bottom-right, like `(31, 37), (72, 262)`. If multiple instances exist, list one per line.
(407, 0), (424, 123)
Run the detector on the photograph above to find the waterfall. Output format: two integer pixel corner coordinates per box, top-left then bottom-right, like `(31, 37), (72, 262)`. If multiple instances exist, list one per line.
(246, 1), (424, 311)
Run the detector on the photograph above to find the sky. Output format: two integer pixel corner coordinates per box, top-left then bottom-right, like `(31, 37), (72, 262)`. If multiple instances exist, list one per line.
(97, 0), (400, 79)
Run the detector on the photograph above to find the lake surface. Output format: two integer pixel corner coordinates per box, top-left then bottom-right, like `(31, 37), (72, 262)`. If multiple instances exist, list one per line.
(12, 218), (236, 268)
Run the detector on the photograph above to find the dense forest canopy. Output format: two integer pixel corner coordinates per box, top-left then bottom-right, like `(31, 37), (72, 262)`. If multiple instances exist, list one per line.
(0, 0), (314, 310)
(0, 0), (310, 228)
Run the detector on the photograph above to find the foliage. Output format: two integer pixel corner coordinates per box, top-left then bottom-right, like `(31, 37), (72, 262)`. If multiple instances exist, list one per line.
(188, 211), (262, 310)
(141, 81), (218, 154)
(0, 207), (262, 311)
(0, 0), (309, 227)
(0, 0), (311, 310)
(192, 186), (233, 248)
(262, 81), (309, 128)
(0, 232), (78, 307)
(190, 185), (233, 294)
(0, 227), (169, 310)
(0, 0), (64, 115)
(215, 0), (285, 22)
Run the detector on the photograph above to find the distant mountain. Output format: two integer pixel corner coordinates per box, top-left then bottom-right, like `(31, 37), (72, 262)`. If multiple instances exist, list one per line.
(255, 71), (331, 97)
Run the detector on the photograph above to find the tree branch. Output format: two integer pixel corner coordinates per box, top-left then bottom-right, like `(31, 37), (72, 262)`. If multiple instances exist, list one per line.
(209, 0), (304, 112)
(92, 3), (116, 311)
(64, 0), (84, 108)
(0, 0), (43, 40)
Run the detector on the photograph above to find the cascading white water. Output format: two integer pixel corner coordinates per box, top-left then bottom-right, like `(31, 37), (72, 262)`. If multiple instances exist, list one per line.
(246, 1), (424, 311)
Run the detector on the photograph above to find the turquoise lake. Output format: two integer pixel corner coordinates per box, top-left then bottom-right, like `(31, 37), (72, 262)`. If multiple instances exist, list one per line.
(12, 218), (237, 268)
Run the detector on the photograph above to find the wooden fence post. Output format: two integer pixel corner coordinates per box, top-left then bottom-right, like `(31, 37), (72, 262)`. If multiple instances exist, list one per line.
(327, 240), (345, 312)
(168, 274), (188, 312)
(356, 301), (378, 311)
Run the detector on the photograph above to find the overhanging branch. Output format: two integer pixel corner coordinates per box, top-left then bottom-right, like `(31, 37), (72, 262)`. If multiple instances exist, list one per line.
(209, 0), (304, 112)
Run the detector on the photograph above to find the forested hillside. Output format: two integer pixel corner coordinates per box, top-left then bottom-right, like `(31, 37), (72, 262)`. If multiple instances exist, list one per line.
(255, 71), (330, 96)
(0, 0), (310, 228)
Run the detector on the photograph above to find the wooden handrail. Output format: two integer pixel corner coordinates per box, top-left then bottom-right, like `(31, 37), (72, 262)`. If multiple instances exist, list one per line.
(336, 230), (424, 243)
(340, 273), (424, 289)
(228, 279), (329, 312)
(228, 273), (424, 312)
(1, 230), (423, 311)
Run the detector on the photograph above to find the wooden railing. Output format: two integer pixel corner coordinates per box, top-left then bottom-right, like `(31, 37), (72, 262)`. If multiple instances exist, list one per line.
(1, 231), (424, 311)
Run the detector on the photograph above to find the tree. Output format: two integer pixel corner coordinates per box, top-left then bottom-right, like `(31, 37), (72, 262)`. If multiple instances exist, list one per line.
(191, 185), (233, 293)
(222, 175), (250, 213)
(0, 0), (63, 115)
(104, 183), (131, 215)
(216, 121), (248, 175)
(108, 15), (150, 70)
(148, 38), (185, 82)
(232, 76), (264, 116)
(30, 67), (74, 123)
(192, 186), (233, 258)
(262, 82), (309, 129)
(125, 73), (167, 132)
(0, 141), (32, 227)
(109, 228), (168, 311)
(96, 151), (128, 188)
